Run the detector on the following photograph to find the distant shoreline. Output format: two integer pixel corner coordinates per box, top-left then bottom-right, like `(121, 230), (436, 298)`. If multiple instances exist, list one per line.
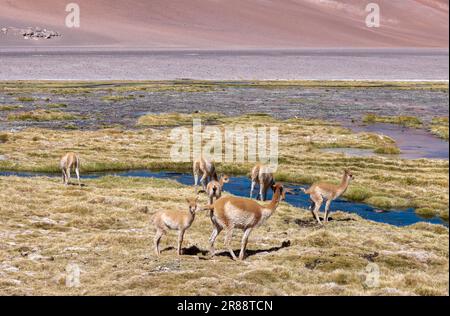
(1, 47), (448, 54)
(0, 48), (448, 81)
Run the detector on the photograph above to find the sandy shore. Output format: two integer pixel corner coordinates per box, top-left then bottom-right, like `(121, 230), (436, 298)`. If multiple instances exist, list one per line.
(0, 48), (448, 80)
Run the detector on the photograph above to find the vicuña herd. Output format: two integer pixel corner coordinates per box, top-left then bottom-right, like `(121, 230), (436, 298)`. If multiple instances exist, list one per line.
(59, 153), (354, 260)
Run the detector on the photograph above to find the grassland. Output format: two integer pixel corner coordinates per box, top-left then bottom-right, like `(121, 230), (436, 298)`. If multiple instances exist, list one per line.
(1, 80), (448, 94)
(430, 117), (449, 141)
(0, 81), (448, 296)
(0, 175), (447, 296)
(0, 113), (448, 219)
(137, 112), (223, 127)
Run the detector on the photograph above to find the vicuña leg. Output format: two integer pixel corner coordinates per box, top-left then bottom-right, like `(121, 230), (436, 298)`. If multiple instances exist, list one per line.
(75, 167), (81, 187)
(154, 229), (164, 256)
(311, 193), (323, 225)
(224, 227), (237, 260)
(62, 169), (67, 184)
(209, 225), (222, 257)
(324, 199), (332, 223)
(250, 181), (256, 199)
(239, 228), (252, 260)
(177, 230), (185, 255)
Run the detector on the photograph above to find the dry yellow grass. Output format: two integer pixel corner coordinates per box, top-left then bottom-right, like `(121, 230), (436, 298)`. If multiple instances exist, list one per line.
(430, 117), (449, 141)
(0, 176), (447, 296)
(7, 110), (79, 122)
(137, 112), (223, 127)
(0, 114), (448, 219)
(363, 114), (422, 128)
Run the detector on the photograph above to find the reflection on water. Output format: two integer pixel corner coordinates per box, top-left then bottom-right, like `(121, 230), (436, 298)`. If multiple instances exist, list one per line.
(345, 123), (449, 160)
(1, 170), (446, 227)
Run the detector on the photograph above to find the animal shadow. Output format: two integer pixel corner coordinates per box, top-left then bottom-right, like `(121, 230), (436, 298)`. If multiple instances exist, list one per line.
(294, 216), (355, 228)
(67, 182), (87, 187)
(215, 240), (291, 260)
(161, 246), (209, 256)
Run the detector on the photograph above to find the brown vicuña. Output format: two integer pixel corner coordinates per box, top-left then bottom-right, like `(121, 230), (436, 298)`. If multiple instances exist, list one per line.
(60, 152), (80, 186)
(193, 157), (217, 192)
(206, 174), (230, 205)
(250, 163), (275, 201)
(301, 169), (354, 224)
(152, 196), (200, 256)
(205, 183), (286, 260)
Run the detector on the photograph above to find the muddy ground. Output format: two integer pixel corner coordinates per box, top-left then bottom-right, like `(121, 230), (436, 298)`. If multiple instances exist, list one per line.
(0, 84), (448, 131)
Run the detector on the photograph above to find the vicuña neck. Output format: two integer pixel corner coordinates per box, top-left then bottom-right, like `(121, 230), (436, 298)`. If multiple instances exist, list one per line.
(265, 190), (281, 212)
(338, 175), (350, 195)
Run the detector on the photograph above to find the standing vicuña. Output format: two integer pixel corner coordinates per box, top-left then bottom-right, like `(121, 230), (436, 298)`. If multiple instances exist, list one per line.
(206, 183), (287, 260)
(60, 152), (80, 186)
(301, 169), (354, 224)
(206, 174), (230, 204)
(250, 163), (275, 201)
(152, 197), (200, 256)
(193, 157), (217, 192)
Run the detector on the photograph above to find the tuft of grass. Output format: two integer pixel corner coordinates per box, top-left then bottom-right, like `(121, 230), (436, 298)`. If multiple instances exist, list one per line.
(363, 114), (422, 128)
(344, 186), (372, 202)
(137, 112), (223, 127)
(0, 133), (8, 143)
(7, 110), (79, 122)
(0, 104), (22, 111)
(45, 103), (67, 109)
(430, 117), (449, 141)
(16, 96), (35, 102)
(416, 208), (438, 219)
(64, 123), (78, 130)
(374, 145), (401, 155)
(101, 95), (135, 102)
(365, 196), (410, 210)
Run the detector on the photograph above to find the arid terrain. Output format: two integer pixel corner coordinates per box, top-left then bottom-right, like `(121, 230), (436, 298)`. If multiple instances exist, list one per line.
(1, 0), (448, 48)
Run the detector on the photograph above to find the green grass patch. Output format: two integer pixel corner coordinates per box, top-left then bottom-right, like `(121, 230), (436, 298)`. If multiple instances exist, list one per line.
(16, 96), (36, 102)
(137, 112), (223, 127)
(0, 134), (8, 143)
(7, 110), (79, 122)
(365, 195), (410, 210)
(416, 208), (438, 219)
(374, 145), (401, 155)
(0, 104), (22, 111)
(344, 186), (372, 202)
(101, 95), (135, 102)
(45, 103), (67, 109)
(430, 117), (449, 141)
(363, 114), (422, 128)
